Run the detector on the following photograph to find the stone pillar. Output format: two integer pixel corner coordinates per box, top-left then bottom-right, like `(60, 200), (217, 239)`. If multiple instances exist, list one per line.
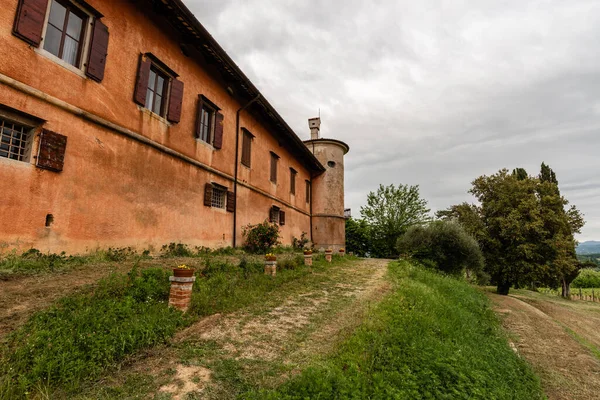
(304, 254), (313, 266)
(325, 250), (332, 263)
(168, 276), (196, 312)
(265, 260), (277, 276)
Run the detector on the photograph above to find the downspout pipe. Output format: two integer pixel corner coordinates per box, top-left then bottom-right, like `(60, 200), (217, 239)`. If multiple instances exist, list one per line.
(233, 93), (261, 247)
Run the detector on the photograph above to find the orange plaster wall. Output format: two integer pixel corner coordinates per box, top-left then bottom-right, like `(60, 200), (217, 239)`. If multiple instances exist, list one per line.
(0, 0), (315, 253)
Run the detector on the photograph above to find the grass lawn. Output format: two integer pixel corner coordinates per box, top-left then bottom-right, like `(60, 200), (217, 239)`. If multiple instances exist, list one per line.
(243, 261), (544, 399)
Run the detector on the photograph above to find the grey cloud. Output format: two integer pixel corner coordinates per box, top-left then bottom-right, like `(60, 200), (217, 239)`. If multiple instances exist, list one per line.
(187, 0), (600, 240)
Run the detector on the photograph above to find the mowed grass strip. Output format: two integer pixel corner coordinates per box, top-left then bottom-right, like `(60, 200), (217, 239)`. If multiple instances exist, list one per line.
(243, 261), (544, 400)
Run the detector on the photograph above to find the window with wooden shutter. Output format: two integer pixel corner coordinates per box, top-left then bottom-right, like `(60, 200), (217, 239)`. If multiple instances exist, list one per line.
(134, 54), (182, 120)
(270, 152), (279, 183)
(213, 112), (224, 149)
(195, 95), (222, 146)
(203, 182), (213, 207)
(279, 210), (285, 226)
(36, 129), (67, 172)
(305, 180), (311, 203)
(226, 191), (235, 213)
(13, 0), (49, 47)
(290, 168), (297, 195)
(241, 128), (253, 167)
(85, 18), (109, 82)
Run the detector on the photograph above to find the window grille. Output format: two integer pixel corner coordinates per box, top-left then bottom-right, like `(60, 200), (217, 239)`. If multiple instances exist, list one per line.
(0, 119), (31, 162)
(211, 185), (226, 209)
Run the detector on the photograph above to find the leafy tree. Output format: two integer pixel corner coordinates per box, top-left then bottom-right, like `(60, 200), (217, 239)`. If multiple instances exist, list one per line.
(345, 217), (371, 257)
(470, 169), (545, 295)
(436, 203), (486, 243)
(360, 184), (430, 258)
(397, 220), (484, 277)
(535, 163), (584, 297)
(466, 165), (584, 296)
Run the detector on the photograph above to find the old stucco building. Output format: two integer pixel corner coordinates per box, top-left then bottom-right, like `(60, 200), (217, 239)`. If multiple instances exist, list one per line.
(0, 0), (348, 253)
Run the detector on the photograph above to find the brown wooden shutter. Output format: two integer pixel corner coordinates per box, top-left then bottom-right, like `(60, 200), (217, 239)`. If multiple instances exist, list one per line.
(213, 112), (224, 149)
(241, 130), (252, 167)
(203, 183), (213, 207)
(85, 19), (109, 82)
(133, 57), (151, 106)
(12, 0), (48, 47)
(279, 210), (285, 226)
(226, 191), (235, 213)
(36, 129), (67, 172)
(167, 79), (184, 123)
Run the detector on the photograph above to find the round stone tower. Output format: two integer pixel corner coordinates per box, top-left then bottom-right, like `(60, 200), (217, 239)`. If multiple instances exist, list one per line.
(304, 117), (349, 251)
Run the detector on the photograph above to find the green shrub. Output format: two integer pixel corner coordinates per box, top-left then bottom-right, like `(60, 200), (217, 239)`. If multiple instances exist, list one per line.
(242, 220), (281, 253)
(243, 261), (543, 399)
(572, 268), (600, 288)
(160, 243), (194, 257)
(292, 232), (310, 250)
(0, 268), (185, 397)
(397, 220), (484, 276)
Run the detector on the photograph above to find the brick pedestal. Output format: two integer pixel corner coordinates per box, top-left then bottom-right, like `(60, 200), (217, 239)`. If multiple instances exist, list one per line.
(325, 251), (332, 263)
(265, 260), (277, 276)
(168, 275), (196, 312)
(304, 254), (313, 266)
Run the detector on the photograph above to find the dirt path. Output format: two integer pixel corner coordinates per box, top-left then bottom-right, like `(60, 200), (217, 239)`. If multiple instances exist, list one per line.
(488, 291), (600, 400)
(90, 258), (392, 400)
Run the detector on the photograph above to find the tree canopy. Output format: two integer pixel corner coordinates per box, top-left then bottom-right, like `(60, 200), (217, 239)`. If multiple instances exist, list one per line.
(360, 184), (430, 258)
(438, 163), (584, 295)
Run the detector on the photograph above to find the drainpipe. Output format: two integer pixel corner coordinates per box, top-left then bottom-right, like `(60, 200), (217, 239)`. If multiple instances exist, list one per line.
(309, 175), (313, 244)
(233, 94), (261, 247)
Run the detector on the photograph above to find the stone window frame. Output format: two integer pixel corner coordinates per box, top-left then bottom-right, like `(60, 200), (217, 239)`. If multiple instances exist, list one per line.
(38, 0), (96, 76)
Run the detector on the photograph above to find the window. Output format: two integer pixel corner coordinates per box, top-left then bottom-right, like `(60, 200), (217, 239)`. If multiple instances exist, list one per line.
(43, 0), (88, 67)
(290, 168), (297, 195)
(195, 96), (223, 148)
(270, 152), (279, 183)
(134, 55), (184, 123)
(211, 184), (227, 209)
(305, 180), (311, 203)
(0, 118), (32, 162)
(13, 0), (109, 81)
(269, 206), (280, 224)
(145, 66), (168, 117)
(241, 129), (253, 167)
(204, 182), (234, 212)
(198, 103), (214, 143)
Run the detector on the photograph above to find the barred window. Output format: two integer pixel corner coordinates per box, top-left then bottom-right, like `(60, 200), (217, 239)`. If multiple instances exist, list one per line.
(211, 185), (227, 209)
(0, 119), (31, 162)
(269, 206), (280, 224)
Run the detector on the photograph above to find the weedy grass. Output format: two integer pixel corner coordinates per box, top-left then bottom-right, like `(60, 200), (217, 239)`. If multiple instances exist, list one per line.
(243, 260), (544, 400)
(0, 267), (186, 399)
(0, 252), (352, 399)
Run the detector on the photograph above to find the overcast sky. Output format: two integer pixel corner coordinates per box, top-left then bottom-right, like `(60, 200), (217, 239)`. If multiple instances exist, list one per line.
(188, 0), (600, 241)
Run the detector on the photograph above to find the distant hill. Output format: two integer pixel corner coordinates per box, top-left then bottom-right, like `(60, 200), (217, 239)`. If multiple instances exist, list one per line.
(576, 241), (600, 255)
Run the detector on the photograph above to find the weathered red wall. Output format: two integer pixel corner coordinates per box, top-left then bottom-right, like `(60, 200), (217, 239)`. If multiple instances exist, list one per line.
(0, 0), (313, 253)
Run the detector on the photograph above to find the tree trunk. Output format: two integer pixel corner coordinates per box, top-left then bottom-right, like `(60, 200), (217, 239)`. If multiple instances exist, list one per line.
(561, 278), (571, 298)
(497, 280), (511, 295)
